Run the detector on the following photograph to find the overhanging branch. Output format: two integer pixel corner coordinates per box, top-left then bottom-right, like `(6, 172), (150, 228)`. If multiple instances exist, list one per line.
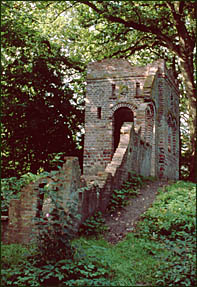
(79, 0), (182, 57)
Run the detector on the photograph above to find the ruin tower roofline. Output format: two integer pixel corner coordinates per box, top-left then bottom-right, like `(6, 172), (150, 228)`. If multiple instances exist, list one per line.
(86, 58), (176, 82)
(87, 58), (150, 80)
(84, 58), (180, 180)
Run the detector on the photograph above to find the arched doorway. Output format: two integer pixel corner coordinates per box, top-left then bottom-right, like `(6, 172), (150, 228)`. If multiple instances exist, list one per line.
(113, 107), (134, 152)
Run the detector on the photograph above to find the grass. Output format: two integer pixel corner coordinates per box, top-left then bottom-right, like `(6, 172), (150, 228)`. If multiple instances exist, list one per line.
(73, 235), (162, 286)
(73, 180), (196, 286)
(1, 244), (37, 267)
(1, 180), (196, 286)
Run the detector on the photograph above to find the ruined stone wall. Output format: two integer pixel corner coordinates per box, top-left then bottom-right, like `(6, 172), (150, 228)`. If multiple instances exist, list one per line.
(2, 58), (180, 245)
(2, 157), (84, 244)
(3, 183), (40, 244)
(1, 124), (151, 245)
(153, 62), (179, 179)
(105, 122), (151, 188)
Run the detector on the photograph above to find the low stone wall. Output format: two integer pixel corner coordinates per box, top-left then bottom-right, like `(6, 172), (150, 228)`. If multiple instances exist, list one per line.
(82, 122), (151, 216)
(101, 122), (151, 190)
(1, 216), (9, 242)
(1, 157), (84, 244)
(2, 125), (152, 245)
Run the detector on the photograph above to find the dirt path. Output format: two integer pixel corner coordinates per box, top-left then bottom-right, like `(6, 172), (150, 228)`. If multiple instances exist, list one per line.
(103, 180), (168, 244)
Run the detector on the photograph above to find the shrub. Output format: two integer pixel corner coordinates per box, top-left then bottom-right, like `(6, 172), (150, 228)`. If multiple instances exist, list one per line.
(126, 171), (144, 189)
(1, 177), (23, 215)
(34, 170), (81, 263)
(1, 244), (36, 268)
(137, 181), (196, 239)
(154, 234), (196, 286)
(79, 211), (109, 237)
(1, 172), (47, 215)
(1, 245), (112, 287)
(107, 171), (142, 212)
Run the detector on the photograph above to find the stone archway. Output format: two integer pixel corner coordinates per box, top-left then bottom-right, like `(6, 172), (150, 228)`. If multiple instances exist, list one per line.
(113, 107), (134, 152)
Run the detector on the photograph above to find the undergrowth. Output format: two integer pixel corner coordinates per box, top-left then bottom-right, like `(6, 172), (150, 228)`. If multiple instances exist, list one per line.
(74, 180), (196, 286)
(78, 171), (145, 237)
(2, 180), (196, 286)
(107, 171), (151, 212)
(1, 243), (112, 286)
(135, 181), (196, 286)
(78, 211), (109, 237)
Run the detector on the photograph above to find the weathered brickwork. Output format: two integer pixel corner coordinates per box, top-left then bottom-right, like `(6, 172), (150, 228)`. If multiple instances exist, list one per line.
(83, 58), (179, 180)
(2, 157), (84, 244)
(2, 58), (180, 245)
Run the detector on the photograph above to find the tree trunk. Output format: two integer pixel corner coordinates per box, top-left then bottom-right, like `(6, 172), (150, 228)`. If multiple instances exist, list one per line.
(180, 59), (197, 182)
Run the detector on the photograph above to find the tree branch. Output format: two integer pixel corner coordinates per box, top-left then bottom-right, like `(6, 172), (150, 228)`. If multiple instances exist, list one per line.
(110, 35), (154, 58)
(79, 1), (182, 57)
(57, 56), (85, 73)
(166, 1), (195, 52)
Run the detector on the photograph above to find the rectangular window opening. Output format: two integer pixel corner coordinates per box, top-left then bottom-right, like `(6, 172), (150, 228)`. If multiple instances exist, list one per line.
(110, 83), (116, 99)
(136, 82), (140, 97)
(97, 107), (102, 119)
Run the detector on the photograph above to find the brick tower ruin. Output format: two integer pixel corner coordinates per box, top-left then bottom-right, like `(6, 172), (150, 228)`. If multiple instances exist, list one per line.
(83, 59), (179, 180)
(1, 59), (180, 245)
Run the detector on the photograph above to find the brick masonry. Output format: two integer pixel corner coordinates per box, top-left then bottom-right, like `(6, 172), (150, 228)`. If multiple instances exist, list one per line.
(2, 157), (85, 244)
(83, 58), (179, 180)
(2, 59), (179, 244)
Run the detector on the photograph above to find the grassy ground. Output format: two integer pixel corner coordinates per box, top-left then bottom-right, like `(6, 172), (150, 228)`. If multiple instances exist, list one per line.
(73, 180), (196, 286)
(73, 235), (161, 286)
(1, 181), (196, 286)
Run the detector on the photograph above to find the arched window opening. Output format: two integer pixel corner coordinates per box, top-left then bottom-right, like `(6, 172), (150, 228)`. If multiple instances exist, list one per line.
(113, 107), (134, 152)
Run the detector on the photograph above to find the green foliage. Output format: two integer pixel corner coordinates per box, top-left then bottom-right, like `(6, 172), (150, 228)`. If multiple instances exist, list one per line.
(74, 181), (196, 286)
(1, 169), (111, 287)
(73, 235), (159, 286)
(1, 251), (112, 287)
(35, 208), (76, 264)
(108, 188), (129, 212)
(154, 235), (196, 286)
(79, 211), (109, 237)
(1, 172), (43, 215)
(1, 244), (36, 268)
(108, 172), (143, 212)
(126, 171), (144, 189)
(1, 1), (85, 178)
(135, 181), (196, 286)
(1, 244), (39, 287)
(1, 181), (196, 286)
(33, 170), (80, 263)
(137, 181), (196, 239)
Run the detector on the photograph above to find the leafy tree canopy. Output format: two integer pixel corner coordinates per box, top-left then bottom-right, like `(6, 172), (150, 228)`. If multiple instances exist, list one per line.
(1, 1), (85, 177)
(1, 1), (196, 181)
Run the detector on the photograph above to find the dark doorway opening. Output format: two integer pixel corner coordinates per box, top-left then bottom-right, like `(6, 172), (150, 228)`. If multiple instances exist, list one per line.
(113, 107), (134, 152)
